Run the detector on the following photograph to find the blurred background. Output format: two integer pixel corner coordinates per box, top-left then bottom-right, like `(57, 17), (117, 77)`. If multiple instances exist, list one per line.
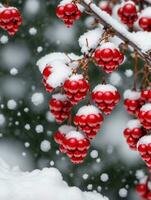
(0, 0), (147, 199)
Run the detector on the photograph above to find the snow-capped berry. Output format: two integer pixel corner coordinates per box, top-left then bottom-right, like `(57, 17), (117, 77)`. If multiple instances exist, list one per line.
(99, 1), (112, 15)
(92, 84), (120, 115)
(74, 105), (104, 139)
(56, 3), (81, 28)
(117, 1), (138, 27)
(123, 89), (143, 115)
(137, 135), (151, 170)
(42, 65), (54, 93)
(123, 119), (145, 150)
(62, 131), (90, 164)
(138, 103), (151, 130)
(141, 89), (151, 103)
(54, 125), (76, 145)
(0, 6), (22, 35)
(93, 42), (124, 73)
(139, 17), (151, 32)
(63, 74), (89, 105)
(49, 94), (72, 123)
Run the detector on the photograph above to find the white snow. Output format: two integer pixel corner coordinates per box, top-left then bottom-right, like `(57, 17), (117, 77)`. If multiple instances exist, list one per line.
(123, 89), (140, 100)
(90, 150), (98, 159)
(59, 0), (84, 12)
(31, 92), (44, 106)
(140, 103), (151, 111)
(0, 35), (8, 44)
(119, 188), (128, 198)
(126, 119), (141, 129)
(0, 114), (5, 126)
(0, 158), (107, 200)
(93, 84), (117, 92)
(46, 111), (55, 122)
(66, 131), (85, 140)
(58, 125), (76, 135)
(68, 74), (84, 81)
(7, 99), (17, 110)
(77, 105), (100, 116)
(29, 27), (37, 35)
(52, 93), (67, 101)
(138, 135), (151, 146)
(40, 140), (51, 152)
(99, 42), (118, 50)
(139, 7), (151, 18)
(35, 125), (44, 133)
(109, 72), (122, 86)
(10, 68), (18, 76)
(124, 69), (133, 77)
(37, 53), (81, 74)
(79, 27), (104, 54)
(46, 61), (72, 88)
(100, 173), (109, 182)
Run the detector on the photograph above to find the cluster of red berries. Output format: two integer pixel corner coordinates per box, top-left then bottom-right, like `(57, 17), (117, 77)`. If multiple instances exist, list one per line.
(93, 42), (124, 73)
(124, 89), (143, 115)
(56, 3), (81, 27)
(123, 119), (145, 150)
(117, 1), (138, 27)
(136, 179), (151, 200)
(74, 105), (104, 139)
(92, 84), (121, 115)
(138, 135), (151, 170)
(0, 6), (22, 35)
(49, 94), (72, 123)
(54, 126), (90, 164)
(63, 74), (90, 105)
(139, 17), (151, 32)
(138, 104), (151, 130)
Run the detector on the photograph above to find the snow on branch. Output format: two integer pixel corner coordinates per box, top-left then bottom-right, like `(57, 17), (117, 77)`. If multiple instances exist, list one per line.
(0, 158), (108, 200)
(80, 0), (151, 65)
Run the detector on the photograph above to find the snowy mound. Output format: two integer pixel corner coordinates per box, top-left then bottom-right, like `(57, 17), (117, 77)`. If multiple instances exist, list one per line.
(0, 159), (108, 200)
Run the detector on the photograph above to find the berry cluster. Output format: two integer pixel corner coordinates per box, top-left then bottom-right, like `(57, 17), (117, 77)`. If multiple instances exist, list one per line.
(0, 6), (22, 35)
(117, 1), (138, 27)
(54, 127), (90, 164)
(74, 105), (104, 139)
(93, 42), (124, 73)
(138, 104), (151, 130)
(123, 119), (145, 150)
(64, 74), (90, 105)
(92, 84), (120, 115)
(56, 3), (81, 27)
(136, 179), (151, 200)
(49, 94), (72, 123)
(138, 135), (151, 170)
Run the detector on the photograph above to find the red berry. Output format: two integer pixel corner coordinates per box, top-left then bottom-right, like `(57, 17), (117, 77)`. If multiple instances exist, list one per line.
(138, 104), (151, 130)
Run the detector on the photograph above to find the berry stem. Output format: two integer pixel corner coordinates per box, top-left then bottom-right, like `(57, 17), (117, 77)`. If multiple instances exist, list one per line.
(133, 50), (138, 90)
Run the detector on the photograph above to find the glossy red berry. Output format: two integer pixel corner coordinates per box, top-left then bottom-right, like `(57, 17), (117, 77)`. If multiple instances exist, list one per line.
(92, 84), (120, 115)
(63, 74), (89, 105)
(42, 65), (54, 93)
(94, 42), (124, 73)
(74, 105), (103, 139)
(56, 3), (81, 27)
(141, 89), (151, 103)
(99, 1), (112, 15)
(117, 2), (138, 27)
(49, 94), (72, 123)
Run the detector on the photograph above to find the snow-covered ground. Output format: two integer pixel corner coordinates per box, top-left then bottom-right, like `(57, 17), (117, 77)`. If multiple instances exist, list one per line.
(0, 158), (108, 200)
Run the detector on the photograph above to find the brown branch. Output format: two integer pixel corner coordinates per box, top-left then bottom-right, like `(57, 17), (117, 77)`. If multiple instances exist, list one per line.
(80, 0), (151, 66)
